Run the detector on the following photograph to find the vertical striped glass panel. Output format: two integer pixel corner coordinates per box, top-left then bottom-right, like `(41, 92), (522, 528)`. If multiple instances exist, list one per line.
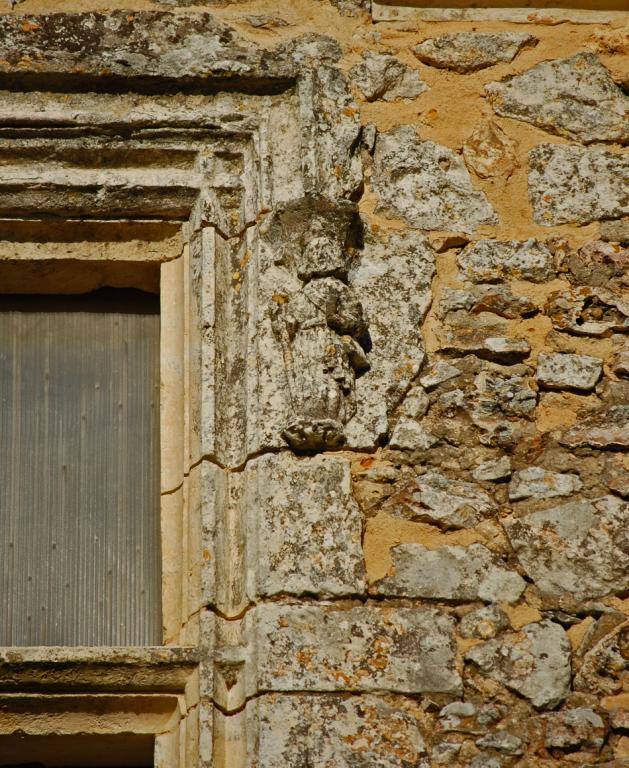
(0, 290), (161, 646)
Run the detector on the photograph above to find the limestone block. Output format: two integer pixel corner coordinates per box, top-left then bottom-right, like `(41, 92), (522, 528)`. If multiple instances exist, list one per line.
(536, 352), (603, 392)
(457, 239), (554, 283)
(419, 361), (461, 390)
(486, 53), (629, 144)
(574, 620), (628, 696)
(381, 470), (496, 530)
(508, 466), (582, 501)
(560, 405), (629, 450)
(529, 144), (629, 226)
(252, 694), (426, 767)
(505, 496), (629, 601)
(345, 231), (435, 448)
(256, 603), (462, 695)
(465, 620), (571, 709)
(350, 52), (428, 102)
(459, 604), (510, 639)
(244, 452), (366, 598)
(307, 66), (363, 200)
(413, 32), (536, 74)
(375, 543), (526, 603)
(373, 126), (497, 233)
(463, 121), (517, 179)
(540, 708), (606, 750)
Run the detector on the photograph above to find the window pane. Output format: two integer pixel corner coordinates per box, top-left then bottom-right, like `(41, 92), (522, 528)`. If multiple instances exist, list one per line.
(0, 290), (161, 646)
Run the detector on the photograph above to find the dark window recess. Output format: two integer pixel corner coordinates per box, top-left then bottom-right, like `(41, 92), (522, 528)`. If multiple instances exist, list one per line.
(0, 732), (154, 766)
(0, 289), (161, 646)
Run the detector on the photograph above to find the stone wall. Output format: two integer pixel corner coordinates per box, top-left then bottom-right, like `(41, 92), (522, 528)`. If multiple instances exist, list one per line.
(1, 0), (627, 766)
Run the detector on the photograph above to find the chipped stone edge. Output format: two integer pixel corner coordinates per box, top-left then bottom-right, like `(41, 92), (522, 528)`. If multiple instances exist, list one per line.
(372, 2), (626, 23)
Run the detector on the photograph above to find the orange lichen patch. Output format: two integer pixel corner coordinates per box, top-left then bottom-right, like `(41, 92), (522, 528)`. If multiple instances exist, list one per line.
(296, 648), (314, 668)
(567, 616), (595, 652)
(364, 511), (485, 584)
(501, 602), (542, 630)
(20, 20), (40, 31)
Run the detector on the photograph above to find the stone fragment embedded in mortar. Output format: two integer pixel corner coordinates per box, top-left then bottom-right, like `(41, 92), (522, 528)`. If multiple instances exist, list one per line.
(350, 51), (428, 102)
(412, 32), (536, 74)
(372, 126), (497, 233)
(486, 53), (629, 145)
(508, 466), (582, 501)
(538, 708), (606, 750)
(545, 285), (629, 337)
(244, 453), (366, 598)
(440, 285), (537, 320)
(463, 120), (517, 180)
(574, 619), (628, 696)
(459, 604), (510, 640)
(472, 456), (512, 482)
(344, 230), (435, 449)
(374, 543), (526, 603)
(505, 496), (629, 601)
(529, 144), (629, 227)
(536, 352), (603, 392)
(457, 239), (554, 283)
(380, 470), (496, 530)
(255, 603), (462, 695)
(465, 620), (571, 709)
(566, 239), (629, 289)
(254, 694), (427, 768)
(559, 405), (629, 450)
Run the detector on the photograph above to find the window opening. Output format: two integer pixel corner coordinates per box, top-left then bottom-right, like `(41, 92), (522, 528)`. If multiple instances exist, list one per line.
(0, 288), (161, 646)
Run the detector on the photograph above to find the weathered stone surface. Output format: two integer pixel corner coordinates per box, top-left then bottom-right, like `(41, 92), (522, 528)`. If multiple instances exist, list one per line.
(244, 453), (366, 598)
(508, 466), (582, 501)
(529, 144), (629, 227)
(256, 603), (462, 694)
(545, 285), (629, 337)
(472, 457), (512, 482)
(373, 126), (497, 233)
(463, 121), (517, 179)
(536, 352), (603, 392)
(345, 231), (435, 448)
(457, 239), (554, 283)
(381, 470), (496, 529)
(505, 496), (629, 601)
(465, 620), (571, 709)
(350, 51), (428, 102)
(419, 360), (461, 390)
(472, 367), (537, 421)
(0, 11), (295, 83)
(389, 419), (439, 450)
(376, 543), (525, 603)
(308, 66), (363, 200)
(486, 53), (629, 144)
(566, 239), (629, 288)
(439, 327), (531, 363)
(254, 694), (426, 767)
(476, 731), (524, 756)
(601, 218), (629, 244)
(440, 285), (537, 320)
(540, 708), (606, 750)
(460, 604), (510, 640)
(560, 405), (629, 450)
(413, 32), (535, 74)
(574, 620), (628, 696)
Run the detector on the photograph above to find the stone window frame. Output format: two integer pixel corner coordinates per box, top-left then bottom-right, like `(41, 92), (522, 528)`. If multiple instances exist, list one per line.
(0, 15), (362, 764)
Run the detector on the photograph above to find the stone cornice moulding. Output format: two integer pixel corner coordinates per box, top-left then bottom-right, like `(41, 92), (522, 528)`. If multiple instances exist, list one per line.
(372, 1), (627, 23)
